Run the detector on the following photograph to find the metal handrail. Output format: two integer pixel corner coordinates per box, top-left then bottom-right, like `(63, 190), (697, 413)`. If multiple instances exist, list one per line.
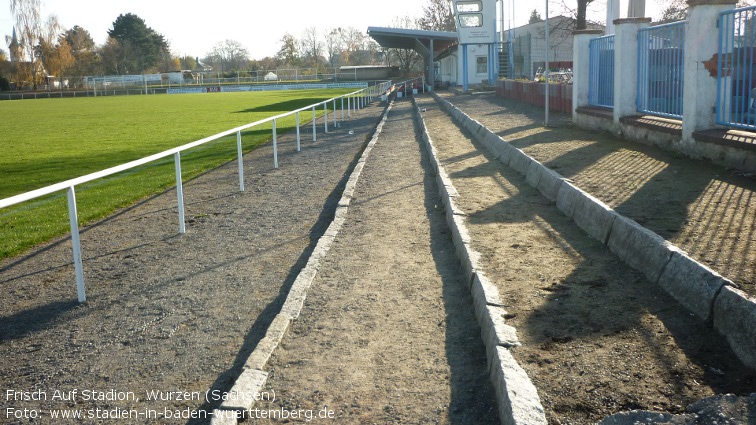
(1, 82), (392, 302)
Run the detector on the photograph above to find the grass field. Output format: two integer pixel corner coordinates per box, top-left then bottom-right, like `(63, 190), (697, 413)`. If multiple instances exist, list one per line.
(0, 89), (353, 259)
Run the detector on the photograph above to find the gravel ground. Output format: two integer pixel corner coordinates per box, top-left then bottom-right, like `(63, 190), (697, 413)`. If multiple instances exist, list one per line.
(415, 93), (756, 424)
(439, 91), (756, 294)
(0, 104), (383, 423)
(253, 99), (498, 424)
(3, 90), (754, 425)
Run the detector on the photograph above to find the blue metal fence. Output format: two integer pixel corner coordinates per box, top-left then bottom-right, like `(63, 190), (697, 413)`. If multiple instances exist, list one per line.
(637, 21), (685, 119)
(717, 5), (756, 130)
(588, 35), (615, 108)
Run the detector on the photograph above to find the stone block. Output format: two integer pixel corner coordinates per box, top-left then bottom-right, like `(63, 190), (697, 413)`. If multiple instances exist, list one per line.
(220, 369), (269, 411)
(713, 286), (756, 371)
(555, 181), (583, 218)
(607, 216), (676, 283)
(471, 272), (506, 324)
(244, 314), (291, 370)
(536, 168), (565, 202)
(490, 346), (548, 425)
(509, 149), (536, 176)
(572, 191), (618, 244)
(483, 131), (511, 160)
(210, 409), (239, 425)
(657, 251), (729, 321)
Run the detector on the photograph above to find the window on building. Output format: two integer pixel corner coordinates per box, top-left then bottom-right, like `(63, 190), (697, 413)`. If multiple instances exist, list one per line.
(455, 1), (482, 12)
(476, 56), (487, 74)
(458, 13), (483, 27)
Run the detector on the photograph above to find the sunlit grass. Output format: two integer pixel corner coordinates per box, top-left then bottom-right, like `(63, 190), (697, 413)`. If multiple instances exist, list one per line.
(0, 89), (352, 258)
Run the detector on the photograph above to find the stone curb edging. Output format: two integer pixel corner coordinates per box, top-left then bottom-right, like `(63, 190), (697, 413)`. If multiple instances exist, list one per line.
(412, 97), (548, 425)
(209, 101), (395, 425)
(430, 92), (756, 372)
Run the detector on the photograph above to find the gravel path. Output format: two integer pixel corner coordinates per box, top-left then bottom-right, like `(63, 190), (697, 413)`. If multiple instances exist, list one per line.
(252, 98), (498, 424)
(439, 92), (756, 294)
(415, 93), (756, 424)
(0, 104), (384, 423)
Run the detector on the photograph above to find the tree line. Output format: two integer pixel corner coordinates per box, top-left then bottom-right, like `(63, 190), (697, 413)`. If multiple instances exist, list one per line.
(0, 0), (456, 90)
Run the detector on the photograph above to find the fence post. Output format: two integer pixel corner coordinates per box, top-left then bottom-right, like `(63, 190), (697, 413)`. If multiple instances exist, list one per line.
(348, 96), (352, 117)
(174, 152), (186, 234)
(333, 99), (338, 128)
(67, 186), (86, 302)
(324, 103), (329, 133)
(296, 111), (301, 152)
(682, 0), (738, 144)
(341, 97), (345, 121)
(612, 18), (651, 125)
(236, 131), (245, 192)
(572, 30), (604, 122)
(312, 106), (317, 141)
(272, 119), (279, 168)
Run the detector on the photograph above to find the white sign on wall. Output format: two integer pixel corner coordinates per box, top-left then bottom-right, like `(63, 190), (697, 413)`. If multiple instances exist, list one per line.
(452, 0), (497, 44)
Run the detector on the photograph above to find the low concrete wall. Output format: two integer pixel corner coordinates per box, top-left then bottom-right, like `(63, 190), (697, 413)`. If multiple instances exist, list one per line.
(435, 92), (756, 372)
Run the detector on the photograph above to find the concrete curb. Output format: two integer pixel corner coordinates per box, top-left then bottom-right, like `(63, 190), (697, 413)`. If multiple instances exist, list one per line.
(413, 98), (548, 425)
(431, 92), (756, 372)
(209, 100), (395, 425)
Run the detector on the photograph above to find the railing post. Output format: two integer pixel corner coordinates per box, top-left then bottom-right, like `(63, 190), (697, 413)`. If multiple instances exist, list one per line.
(348, 96), (352, 117)
(174, 152), (186, 234)
(296, 111), (301, 152)
(333, 99), (338, 128)
(272, 118), (279, 168)
(67, 186), (86, 303)
(341, 97), (345, 121)
(236, 131), (245, 192)
(312, 106), (317, 141)
(324, 103), (329, 133)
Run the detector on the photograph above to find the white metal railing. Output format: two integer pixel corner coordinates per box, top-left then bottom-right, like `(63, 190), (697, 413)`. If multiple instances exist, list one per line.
(0, 82), (392, 302)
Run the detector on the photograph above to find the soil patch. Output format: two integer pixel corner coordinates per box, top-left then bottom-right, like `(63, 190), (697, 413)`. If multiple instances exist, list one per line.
(416, 94), (756, 424)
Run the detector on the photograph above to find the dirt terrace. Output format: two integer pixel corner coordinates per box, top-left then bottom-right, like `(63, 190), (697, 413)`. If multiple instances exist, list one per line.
(415, 93), (756, 424)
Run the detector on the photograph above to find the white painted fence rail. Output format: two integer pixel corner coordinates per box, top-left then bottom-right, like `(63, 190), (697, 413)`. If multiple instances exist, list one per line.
(0, 82), (391, 302)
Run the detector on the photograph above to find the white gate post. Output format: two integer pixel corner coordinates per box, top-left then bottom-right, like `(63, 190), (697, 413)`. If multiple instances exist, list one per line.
(296, 112), (301, 152)
(272, 119), (279, 168)
(682, 0), (738, 146)
(324, 103), (329, 133)
(67, 186), (86, 303)
(236, 131), (245, 192)
(333, 99), (338, 128)
(312, 106), (317, 141)
(174, 152), (186, 234)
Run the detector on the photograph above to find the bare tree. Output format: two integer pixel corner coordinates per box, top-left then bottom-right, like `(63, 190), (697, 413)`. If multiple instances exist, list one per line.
(300, 27), (323, 63)
(325, 28), (344, 68)
(340, 27), (366, 65)
(206, 39), (250, 74)
(276, 33), (299, 66)
(10, 0), (42, 87)
(416, 0), (455, 31)
(576, 0), (596, 30)
(387, 16), (423, 75)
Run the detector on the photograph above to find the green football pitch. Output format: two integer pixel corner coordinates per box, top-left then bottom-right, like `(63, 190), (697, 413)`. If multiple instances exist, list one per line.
(0, 88), (354, 259)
